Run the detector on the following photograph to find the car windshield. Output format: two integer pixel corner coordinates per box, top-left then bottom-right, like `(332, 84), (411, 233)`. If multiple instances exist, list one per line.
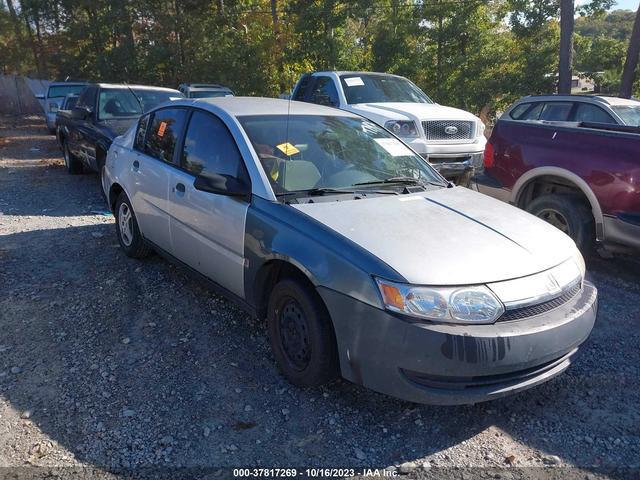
(611, 105), (640, 127)
(339, 74), (433, 105)
(98, 88), (183, 120)
(190, 90), (233, 98)
(238, 114), (445, 196)
(48, 85), (85, 99)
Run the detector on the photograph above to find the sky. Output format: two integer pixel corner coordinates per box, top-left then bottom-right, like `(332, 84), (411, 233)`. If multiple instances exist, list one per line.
(613, 0), (638, 10)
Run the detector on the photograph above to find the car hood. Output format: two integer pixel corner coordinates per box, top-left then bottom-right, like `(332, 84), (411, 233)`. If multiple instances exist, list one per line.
(98, 118), (138, 139)
(291, 187), (577, 285)
(348, 102), (479, 122)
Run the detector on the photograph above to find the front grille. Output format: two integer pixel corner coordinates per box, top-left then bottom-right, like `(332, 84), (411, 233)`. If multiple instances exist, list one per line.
(498, 284), (582, 322)
(422, 120), (474, 140)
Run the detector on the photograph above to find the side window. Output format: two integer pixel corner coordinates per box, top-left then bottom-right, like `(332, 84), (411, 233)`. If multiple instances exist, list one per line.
(144, 108), (187, 163)
(134, 113), (150, 151)
(573, 104), (616, 124)
(181, 110), (249, 182)
(539, 102), (573, 121)
(509, 103), (532, 120)
(293, 75), (313, 101)
(76, 86), (96, 109)
(310, 77), (339, 107)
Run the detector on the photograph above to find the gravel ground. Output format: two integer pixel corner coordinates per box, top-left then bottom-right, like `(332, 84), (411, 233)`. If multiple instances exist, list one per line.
(0, 115), (639, 479)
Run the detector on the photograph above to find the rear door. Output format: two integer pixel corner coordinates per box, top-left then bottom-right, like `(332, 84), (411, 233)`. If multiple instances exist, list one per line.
(167, 109), (250, 298)
(130, 107), (188, 253)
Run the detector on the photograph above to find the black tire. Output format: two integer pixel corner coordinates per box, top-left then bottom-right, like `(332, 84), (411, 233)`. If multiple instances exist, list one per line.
(114, 192), (152, 259)
(267, 279), (339, 388)
(526, 194), (594, 253)
(62, 140), (83, 175)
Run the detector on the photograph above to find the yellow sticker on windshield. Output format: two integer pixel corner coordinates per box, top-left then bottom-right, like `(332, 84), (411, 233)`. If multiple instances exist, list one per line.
(276, 142), (300, 156)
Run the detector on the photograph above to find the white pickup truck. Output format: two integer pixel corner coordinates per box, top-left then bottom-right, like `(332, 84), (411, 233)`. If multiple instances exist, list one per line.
(292, 71), (486, 184)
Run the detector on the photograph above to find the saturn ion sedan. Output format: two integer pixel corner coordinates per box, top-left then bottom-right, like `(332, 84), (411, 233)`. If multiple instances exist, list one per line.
(102, 97), (597, 405)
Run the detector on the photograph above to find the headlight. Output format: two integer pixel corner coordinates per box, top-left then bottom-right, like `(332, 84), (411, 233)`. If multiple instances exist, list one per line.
(49, 102), (59, 112)
(375, 278), (504, 324)
(384, 120), (419, 138)
(478, 121), (486, 137)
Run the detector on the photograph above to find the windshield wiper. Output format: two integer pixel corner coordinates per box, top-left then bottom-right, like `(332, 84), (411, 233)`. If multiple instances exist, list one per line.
(353, 176), (447, 188)
(275, 187), (398, 198)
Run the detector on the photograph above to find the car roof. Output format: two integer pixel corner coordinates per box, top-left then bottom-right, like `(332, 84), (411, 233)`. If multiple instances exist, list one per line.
(93, 83), (181, 93)
(184, 84), (230, 89)
(173, 96), (358, 117)
(517, 94), (640, 106)
(311, 71), (405, 79)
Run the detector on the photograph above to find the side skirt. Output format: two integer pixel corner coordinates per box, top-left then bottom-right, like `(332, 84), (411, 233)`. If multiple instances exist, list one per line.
(145, 240), (257, 318)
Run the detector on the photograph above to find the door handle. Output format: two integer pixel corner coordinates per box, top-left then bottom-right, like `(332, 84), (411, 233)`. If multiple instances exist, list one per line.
(175, 183), (186, 194)
(133, 160), (140, 170)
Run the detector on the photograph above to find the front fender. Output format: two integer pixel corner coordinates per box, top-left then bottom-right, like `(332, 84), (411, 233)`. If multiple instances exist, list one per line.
(244, 196), (403, 310)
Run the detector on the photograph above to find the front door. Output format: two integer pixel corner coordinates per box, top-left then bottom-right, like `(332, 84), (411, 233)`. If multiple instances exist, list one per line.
(167, 109), (250, 298)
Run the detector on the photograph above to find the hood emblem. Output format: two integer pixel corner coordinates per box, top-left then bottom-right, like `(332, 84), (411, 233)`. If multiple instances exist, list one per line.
(444, 125), (459, 135)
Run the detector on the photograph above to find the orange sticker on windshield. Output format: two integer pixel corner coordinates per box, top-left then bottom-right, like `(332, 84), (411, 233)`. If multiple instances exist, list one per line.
(276, 142), (300, 156)
(157, 122), (167, 137)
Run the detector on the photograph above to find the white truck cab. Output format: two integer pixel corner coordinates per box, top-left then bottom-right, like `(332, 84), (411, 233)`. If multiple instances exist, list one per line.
(292, 71), (486, 184)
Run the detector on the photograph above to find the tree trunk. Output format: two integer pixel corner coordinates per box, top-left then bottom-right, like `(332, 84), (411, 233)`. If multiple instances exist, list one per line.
(271, 0), (287, 94)
(620, 6), (640, 98)
(558, 0), (574, 94)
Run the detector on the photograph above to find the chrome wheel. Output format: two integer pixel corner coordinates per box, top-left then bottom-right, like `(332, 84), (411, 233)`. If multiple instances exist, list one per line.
(118, 202), (134, 247)
(537, 208), (570, 235)
(278, 298), (311, 371)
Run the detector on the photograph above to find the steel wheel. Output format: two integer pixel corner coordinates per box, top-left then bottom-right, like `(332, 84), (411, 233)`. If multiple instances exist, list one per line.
(118, 202), (134, 247)
(537, 208), (570, 235)
(278, 297), (312, 371)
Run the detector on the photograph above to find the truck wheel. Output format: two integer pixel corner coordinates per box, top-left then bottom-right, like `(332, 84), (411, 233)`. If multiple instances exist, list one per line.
(114, 192), (151, 259)
(63, 140), (83, 175)
(526, 194), (594, 253)
(267, 279), (339, 388)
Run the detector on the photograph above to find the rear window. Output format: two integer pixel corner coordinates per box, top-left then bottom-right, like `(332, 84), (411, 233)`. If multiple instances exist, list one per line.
(48, 85), (85, 99)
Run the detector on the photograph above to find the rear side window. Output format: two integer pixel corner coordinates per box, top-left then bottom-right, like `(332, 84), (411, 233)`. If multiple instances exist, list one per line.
(134, 114), (150, 151)
(539, 102), (573, 121)
(181, 110), (249, 181)
(145, 108), (187, 163)
(573, 104), (616, 124)
(293, 75), (313, 101)
(509, 103), (532, 119)
(310, 77), (339, 107)
(509, 102), (544, 121)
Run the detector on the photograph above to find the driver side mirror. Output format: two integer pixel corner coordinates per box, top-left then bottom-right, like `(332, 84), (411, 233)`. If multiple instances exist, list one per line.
(71, 106), (92, 120)
(193, 173), (251, 198)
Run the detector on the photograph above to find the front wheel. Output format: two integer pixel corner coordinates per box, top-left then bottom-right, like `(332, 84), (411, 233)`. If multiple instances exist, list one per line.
(267, 279), (339, 388)
(114, 192), (151, 259)
(63, 140), (83, 175)
(526, 194), (594, 253)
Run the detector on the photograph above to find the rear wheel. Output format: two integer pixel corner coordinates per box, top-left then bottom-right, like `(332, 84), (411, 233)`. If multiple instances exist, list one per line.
(267, 279), (339, 388)
(114, 192), (151, 258)
(63, 140), (83, 175)
(526, 194), (594, 253)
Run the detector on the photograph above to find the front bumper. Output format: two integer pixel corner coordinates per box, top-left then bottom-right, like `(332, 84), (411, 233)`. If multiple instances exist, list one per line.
(319, 281), (597, 405)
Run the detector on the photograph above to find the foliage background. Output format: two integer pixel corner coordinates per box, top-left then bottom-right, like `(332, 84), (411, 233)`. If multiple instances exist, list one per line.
(0, 0), (638, 118)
